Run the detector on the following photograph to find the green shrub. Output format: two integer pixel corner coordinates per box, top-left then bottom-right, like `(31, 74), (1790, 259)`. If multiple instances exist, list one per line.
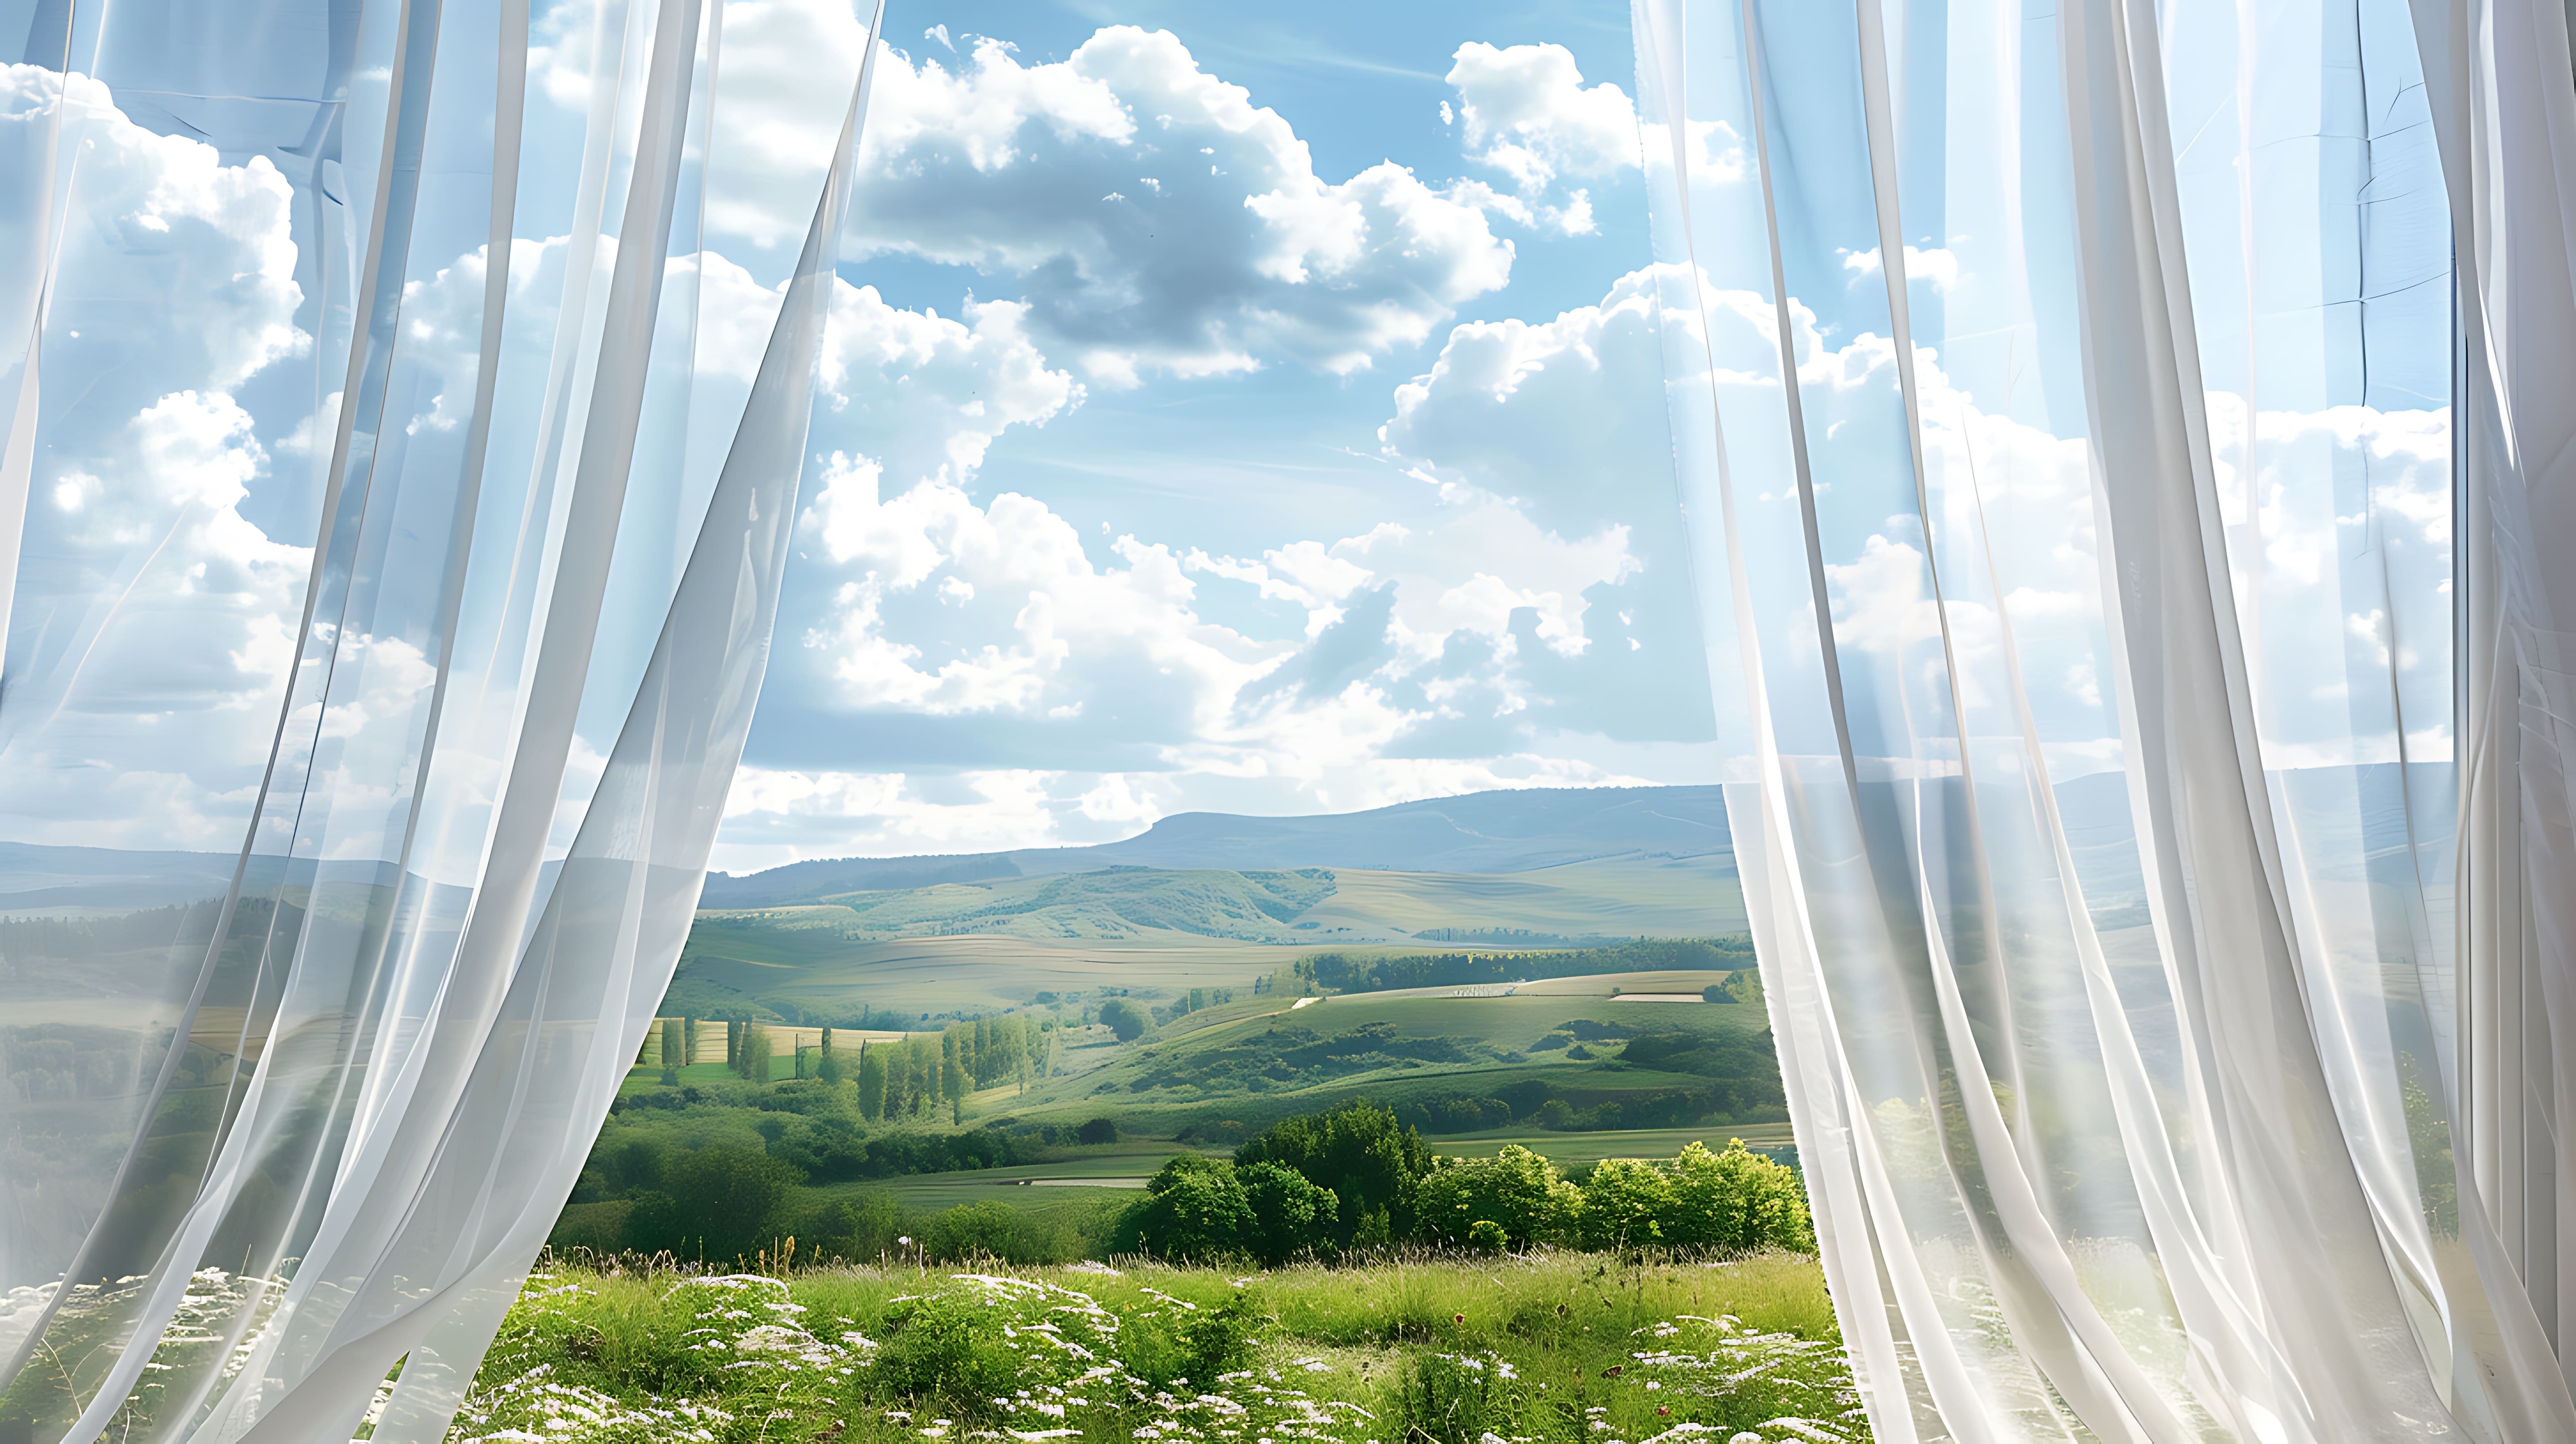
(1238, 1161), (1339, 1264)
(919, 1199), (1096, 1265)
(1173, 1287), (1265, 1385)
(1464, 1219), (1507, 1254)
(1112, 1155), (1342, 1265)
(1233, 1097), (1432, 1245)
(1414, 1145), (1579, 1249)
(869, 1288), (1034, 1418)
(1077, 1114), (1120, 1144)
(803, 1191), (901, 1262)
(1576, 1156), (1676, 1251)
(1110, 1154), (1255, 1261)
(621, 1144), (801, 1262)
(1665, 1139), (1815, 1253)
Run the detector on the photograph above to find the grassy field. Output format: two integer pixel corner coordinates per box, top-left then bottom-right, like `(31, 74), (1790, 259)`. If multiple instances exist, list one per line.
(667, 927), (1311, 1020)
(814, 1139), (1198, 1216)
(1283, 855), (1745, 939)
(457, 1249), (1864, 1444)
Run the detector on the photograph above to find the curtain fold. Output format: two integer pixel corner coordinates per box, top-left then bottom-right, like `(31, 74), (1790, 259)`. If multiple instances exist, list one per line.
(1638, 0), (2576, 1438)
(0, 2), (885, 1440)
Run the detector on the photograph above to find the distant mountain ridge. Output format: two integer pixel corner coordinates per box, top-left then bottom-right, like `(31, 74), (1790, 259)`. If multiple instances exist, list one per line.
(697, 785), (1733, 909)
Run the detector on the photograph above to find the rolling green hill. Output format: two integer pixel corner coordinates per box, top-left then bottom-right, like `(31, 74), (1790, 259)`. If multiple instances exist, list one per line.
(1019, 989), (1785, 1138)
(814, 867), (1338, 942)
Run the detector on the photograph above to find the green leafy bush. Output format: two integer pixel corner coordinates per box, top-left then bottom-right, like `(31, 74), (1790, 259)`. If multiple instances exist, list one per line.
(1665, 1139), (1816, 1253)
(1232, 1097), (1432, 1245)
(919, 1200), (1096, 1265)
(1109, 1156), (1344, 1265)
(1413, 1145), (1580, 1249)
(803, 1191), (901, 1262)
(620, 1146), (799, 1263)
(1109, 1154), (1255, 1261)
(1576, 1156), (1677, 1251)
(1238, 1161), (1339, 1264)
(1571, 1141), (1813, 1255)
(1173, 1286), (1265, 1384)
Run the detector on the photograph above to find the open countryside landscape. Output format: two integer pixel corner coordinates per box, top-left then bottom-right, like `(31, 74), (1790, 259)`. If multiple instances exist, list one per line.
(552, 788), (1792, 1256)
(510, 787), (1862, 1442)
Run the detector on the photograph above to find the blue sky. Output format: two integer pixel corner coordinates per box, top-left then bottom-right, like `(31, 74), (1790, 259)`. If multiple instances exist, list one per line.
(0, 0), (2453, 881)
(710, 0), (1728, 869)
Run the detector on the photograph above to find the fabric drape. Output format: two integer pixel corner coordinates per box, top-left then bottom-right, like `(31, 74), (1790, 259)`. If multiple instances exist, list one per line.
(0, 2), (884, 1440)
(1636, 0), (2576, 1438)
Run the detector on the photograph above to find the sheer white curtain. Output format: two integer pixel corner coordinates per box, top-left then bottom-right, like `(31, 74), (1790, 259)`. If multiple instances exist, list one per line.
(1635, 0), (2576, 1438)
(0, 2), (883, 1440)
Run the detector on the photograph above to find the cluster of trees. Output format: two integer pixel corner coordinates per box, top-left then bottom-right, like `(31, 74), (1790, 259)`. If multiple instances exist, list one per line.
(0, 897), (246, 960)
(854, 1015), (1061, 1121)
(572, 1075), (1138, 1258)
(651, 1014), (1066, 1104)
(1096, 998), (1152, 1042)
(648, 1017), (828, 1083)
(1294, 937), (1756, 995)
(5, 1025), (143, 1102)
(567, 1086), (1810, 1268)
(1108, 1098), (1811, 1264)
(1702, 971), (1763, 1006)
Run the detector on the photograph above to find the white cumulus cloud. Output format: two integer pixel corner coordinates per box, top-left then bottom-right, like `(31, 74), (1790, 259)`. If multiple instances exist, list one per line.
(1447, 41), (1638, 193)
(840, 26), (1516, 383)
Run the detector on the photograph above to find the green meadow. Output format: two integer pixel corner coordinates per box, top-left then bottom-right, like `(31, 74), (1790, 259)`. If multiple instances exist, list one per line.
(456, 1250), (1863, 1444)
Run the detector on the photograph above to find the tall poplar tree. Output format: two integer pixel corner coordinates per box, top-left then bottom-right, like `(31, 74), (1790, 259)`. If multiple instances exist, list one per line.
(857, 1043), (886, 1119)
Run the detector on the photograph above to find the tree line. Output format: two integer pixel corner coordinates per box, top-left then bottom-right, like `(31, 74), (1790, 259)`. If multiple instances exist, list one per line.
(1294, 936), (1756, 995)
(650, 1014), (1066, 1120)
(854, 1015), (1058, 1121)
(1109, 1098), (1810, 1264)
(570, 1094), (1811, 1268)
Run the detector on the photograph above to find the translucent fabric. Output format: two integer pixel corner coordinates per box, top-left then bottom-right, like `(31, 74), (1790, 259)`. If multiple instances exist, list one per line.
(0, 2), (883, 1440)
(1635, 0), (2576, 1438)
